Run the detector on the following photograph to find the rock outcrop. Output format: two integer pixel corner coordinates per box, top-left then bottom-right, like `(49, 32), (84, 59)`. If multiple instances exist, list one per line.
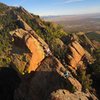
(11, 28), (46, 73)
(49, 89), (98, 100)
(64, 33), (95, 71)
(11, 17), (82, 93)
(11, 16), (49, 73)
(14, 57), (82, 100)
(8, 11), (98, 100)
(66, 41), (85, 69)
(25, 34), (45, 72)
(0, 3), (99, 100)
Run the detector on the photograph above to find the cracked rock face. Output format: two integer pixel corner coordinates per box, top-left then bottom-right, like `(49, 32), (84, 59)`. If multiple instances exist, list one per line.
(49, 89), (90, 100)
(12, 28), (46, 73)
(25, 34), (45, 72)
(66, 41), (85, 69)
(11, 16), (48, 73)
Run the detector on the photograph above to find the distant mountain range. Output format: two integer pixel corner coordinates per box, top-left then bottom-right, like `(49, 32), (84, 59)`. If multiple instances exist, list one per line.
(42, 13), (100, 33)
(42, 13), (100, 21)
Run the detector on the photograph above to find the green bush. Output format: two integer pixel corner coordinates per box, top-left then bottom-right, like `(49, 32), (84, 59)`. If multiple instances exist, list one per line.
(0, 32), (12, 67)
(0, 3), (9, 14)
(90, 49), (100, 74)
(77, 68), (92, 92)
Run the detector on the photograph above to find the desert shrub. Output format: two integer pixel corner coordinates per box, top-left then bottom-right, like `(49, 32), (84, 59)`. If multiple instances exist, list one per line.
(0, 32), (12, 67)
(49, 38), (66, 60)
(0, 3), (9, 14)
(90, 49), (100, 74)
(77, 68), (92, 92)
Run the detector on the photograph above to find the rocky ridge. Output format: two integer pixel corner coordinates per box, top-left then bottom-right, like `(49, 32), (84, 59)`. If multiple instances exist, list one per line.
(0, 3), (99, 100)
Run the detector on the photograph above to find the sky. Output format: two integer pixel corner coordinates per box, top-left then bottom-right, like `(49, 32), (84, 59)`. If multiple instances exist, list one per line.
(0, 0), (100, 16)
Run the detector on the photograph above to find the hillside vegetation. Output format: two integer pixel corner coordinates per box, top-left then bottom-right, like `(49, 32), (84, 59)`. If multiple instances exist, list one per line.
(0, 3), (100, 100)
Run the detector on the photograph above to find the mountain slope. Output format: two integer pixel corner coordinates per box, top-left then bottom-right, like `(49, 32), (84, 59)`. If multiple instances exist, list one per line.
(0, 3), (99, 100)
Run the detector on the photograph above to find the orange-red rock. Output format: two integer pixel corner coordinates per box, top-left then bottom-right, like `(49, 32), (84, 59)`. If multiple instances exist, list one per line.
(67, 55), (77, 69)
(66, 41), (86, 69)
(68, 45), (82, 69)
(25, 35), (45, 72)
(72, 41), (85, 56)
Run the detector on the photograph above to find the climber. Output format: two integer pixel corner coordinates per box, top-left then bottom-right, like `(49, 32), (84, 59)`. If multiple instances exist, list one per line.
(29, 30), (52, 57)
(41, 44), (52, 56)
(63, 71), (71, 78)
(45, 48), (52, 56)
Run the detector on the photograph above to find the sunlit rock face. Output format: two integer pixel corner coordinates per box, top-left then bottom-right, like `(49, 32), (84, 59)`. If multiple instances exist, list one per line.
(12, 28), (46, 73)
(72, 41), (85, 56)
(25, 34), (45, 72)
(66, 41), (85, 69)
(10, 16), (47, 73)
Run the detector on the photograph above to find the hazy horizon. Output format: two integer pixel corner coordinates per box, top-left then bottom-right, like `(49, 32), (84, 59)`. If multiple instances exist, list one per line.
(0, 0), (100, 16)
(42, 12), (100, 17)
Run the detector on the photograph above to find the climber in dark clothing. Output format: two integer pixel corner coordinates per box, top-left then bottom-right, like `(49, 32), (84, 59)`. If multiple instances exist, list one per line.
(64, 71), (71, 78)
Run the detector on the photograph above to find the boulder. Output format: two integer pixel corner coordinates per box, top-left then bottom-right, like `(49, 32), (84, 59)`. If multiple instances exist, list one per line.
(49, 89), (98, 100)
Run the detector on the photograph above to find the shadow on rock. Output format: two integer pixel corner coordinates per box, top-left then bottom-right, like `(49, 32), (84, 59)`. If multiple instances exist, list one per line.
(0, 67), (21, 100)
(14, 70), (72, 100)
